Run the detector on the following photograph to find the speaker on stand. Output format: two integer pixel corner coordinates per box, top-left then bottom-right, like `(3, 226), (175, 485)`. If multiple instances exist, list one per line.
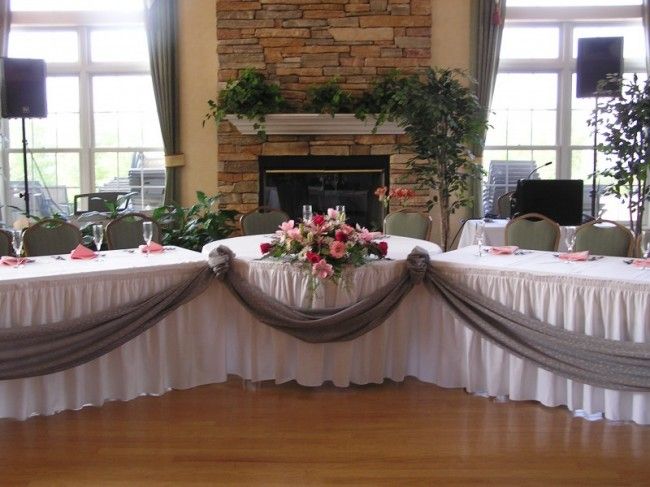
(0, 57), (48, 217)
(575, 37), (623, 218)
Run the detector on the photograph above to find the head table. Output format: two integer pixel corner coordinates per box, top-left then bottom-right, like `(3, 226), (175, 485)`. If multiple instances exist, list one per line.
(1, 236), (648, 424)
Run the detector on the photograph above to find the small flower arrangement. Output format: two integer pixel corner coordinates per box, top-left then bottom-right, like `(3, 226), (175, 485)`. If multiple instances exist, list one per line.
(374, 186), (416, 208)
(259, 208), (388, 283)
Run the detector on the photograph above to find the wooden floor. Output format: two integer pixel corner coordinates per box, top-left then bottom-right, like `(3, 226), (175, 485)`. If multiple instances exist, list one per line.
(0, 377), (648, 486)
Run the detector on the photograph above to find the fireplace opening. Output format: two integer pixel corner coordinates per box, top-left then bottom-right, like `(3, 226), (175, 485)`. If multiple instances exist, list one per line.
(259, 156), (389, 230)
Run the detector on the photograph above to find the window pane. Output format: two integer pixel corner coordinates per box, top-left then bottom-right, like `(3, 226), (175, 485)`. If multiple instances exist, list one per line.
(11, 0), (143, 11)
(8, 152), (79, 218)
(8, 30), (78, 63)
(93, 75), (163, 148)
(90, 29), (149, 63)
(8, 76), (80, 149)
(573, 25), (646, 60)
(501, 27), (559, 59)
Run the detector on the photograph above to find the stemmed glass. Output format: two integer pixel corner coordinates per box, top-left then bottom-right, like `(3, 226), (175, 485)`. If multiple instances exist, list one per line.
(335, 205), (346, 222)
(475, 220), (485, 257)
(564, 226), (576, 263)
(642, 231), (650, 266)
(302, 204), (312, 223)
(92, 224), (104, 258)
(142, 221), (153, 257)
(11, 229), (23, 268)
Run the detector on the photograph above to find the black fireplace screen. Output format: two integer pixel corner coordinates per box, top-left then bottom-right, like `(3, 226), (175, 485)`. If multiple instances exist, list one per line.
(259, 156), (389, 231)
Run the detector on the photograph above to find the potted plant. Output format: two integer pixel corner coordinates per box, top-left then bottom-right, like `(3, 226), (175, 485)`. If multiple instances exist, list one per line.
(152, 191), (238, 252)
(305, 77), (354, 116)
(371, 68), (488, 251)
(204, 68), (286, 138)
(591, 74), (650, 236)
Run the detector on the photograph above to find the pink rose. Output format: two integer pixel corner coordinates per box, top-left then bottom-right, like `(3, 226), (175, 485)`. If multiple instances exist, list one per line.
(312, 214), (326, 226)
(279, 220), (295, 232)
(260, 242), (272, 254)
(378, 241), (388, 256)
(306, 251), (320, 264)
(327, 208), (338, 219)
(335, 230), (348, 242)
(339, 224), (355, 235)
(312, 259), (333, 279)
(329, 240), (346, 259)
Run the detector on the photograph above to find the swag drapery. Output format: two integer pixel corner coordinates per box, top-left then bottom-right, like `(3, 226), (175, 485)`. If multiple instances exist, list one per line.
(145, 0), (183, 205)
(1, 246), (649, 393)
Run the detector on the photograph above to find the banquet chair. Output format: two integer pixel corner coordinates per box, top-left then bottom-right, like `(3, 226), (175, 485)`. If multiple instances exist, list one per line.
(0, 229), (11, 256)
(23, 219), (82, 256)
(496, 191), (514, 219)
(240, 206), (289, 235)
(73, 192), (132, 215)
(635, 232), (650, 258)
(505, 212), (560, 251)
(106, 213), (160, 250)
(383, 209), (432, 240)
(574, 219), (634, 257)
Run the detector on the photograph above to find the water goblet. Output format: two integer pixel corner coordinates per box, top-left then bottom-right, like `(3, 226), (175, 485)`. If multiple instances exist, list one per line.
(92, 224), (104, 258)
(302, 204), (313, 223)
(564, 226), (576, 263)
(475, 220), (485, 256)
(142, 221), (153, 257)
(11, 229), (23, 268)
(643, 230), (650, 259)
(335, 205), (346, 222)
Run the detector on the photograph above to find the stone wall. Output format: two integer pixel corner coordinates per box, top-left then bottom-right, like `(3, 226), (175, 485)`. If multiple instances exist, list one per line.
(216, 0), (432, 214)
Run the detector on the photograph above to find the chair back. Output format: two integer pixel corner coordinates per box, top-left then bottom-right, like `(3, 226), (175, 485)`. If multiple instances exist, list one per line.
(505, 212), (560, 251)
(0, 229), (12, 257)
(23, 219), (82, 256)
(496, 191), (514, 219)
(383, 209), (432, 240)
(240, 206), (289, 235)
(636, 232), (650, 258)
(73, 192), (131, 215)
(106, 213), (160, 250)
(574, 219), (633, 257)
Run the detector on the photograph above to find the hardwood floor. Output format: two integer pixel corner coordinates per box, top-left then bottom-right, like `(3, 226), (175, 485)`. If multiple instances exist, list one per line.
(0, 377), (648, 486)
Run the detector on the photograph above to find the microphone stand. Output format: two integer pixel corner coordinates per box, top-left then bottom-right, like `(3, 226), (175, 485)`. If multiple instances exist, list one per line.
(20, 116), (30, 217)
(591, 96), (598, 218)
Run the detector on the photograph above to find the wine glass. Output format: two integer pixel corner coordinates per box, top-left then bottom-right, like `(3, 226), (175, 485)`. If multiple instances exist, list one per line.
(475, 220), (485, 256)
(11, 229), (23, 268)
(302, 204), (313, 223)
(642, 230), (650, 259)
(92, 224), (104, 257)
(335, 205), (346, 222)
(564, 226), (576, 263)
(142, 221), (153, 257)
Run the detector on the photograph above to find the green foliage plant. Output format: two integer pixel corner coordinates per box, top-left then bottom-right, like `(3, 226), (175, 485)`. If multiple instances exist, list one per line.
(590, 74), (650, 236)
(305, 78), (354, 116)
(152, 191), (238, 252)
(204, 68), (286, 138)
(355, 70), (410, 127)
(371, 68), (488, 251)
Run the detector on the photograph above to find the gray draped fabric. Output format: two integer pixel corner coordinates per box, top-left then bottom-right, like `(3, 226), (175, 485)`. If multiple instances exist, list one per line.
(642, 0), (650, 73)
(2, 246), (649, 392)
(470, 0), (507, 218)
(145, 0), (181, 205)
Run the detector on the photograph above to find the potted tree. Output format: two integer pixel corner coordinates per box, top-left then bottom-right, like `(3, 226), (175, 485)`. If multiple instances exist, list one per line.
(370, 68), (488, 251)
(591, 74), (650, 236)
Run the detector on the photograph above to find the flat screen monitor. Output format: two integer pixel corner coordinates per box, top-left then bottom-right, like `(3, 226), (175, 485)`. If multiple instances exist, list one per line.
(514, 179), (583, 225)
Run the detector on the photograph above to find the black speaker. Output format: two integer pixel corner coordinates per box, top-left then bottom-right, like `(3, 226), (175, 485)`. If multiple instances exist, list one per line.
(576, 37), (623, 98)
(1, 57), (47, 118)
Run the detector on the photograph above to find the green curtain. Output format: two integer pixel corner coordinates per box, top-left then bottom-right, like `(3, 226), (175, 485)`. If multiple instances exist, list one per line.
(145, 0), (182, 205)
(470, 0), (507, 218)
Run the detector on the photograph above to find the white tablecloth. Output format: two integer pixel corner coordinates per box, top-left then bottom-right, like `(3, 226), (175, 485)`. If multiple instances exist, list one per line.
(459, 219), (572, 251)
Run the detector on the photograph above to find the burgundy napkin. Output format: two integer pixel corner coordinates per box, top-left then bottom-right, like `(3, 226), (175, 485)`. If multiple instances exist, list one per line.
(138, 241), (164, 253)
(70, 244), (97, 260)
(558, 250), (589, 261)
(489, 245), (518, 255)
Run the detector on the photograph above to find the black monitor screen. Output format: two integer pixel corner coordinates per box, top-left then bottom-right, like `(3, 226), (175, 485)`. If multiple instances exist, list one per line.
(514, 179), (583, 225)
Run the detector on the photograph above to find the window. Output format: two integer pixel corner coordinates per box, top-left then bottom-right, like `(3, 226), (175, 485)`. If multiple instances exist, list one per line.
(483, 2), (647, 222)
(2, 2), (164, 222)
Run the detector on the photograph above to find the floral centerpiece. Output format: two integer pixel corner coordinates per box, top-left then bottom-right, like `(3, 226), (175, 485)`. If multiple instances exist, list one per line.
(259, 208), (388, 283)
(374, 186), (416, 208)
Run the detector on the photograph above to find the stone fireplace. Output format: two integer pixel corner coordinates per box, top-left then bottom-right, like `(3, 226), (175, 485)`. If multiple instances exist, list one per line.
(215, 0), (432, 220)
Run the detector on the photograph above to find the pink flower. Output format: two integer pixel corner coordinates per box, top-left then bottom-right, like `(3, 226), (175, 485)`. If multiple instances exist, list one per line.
(312, 259), (333, 279)
(306, 251), (321, 264)
(329, 240), (346, 259)
(374, 186), (388, 199)
(378, 241), (388, 256)
(286, 228), (302, 241)
(339, 224), (355, 235)
(312, 214), (326, 226)
(279, 220), (295, 232)
(260, 242), (272, 254)
(357, 226), (382, 243)
(335, 230), (348, 242)
(327, 208), (339, 219)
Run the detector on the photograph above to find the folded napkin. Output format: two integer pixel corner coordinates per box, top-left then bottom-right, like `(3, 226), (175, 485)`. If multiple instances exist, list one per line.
(489, 245), (519, 255)
(558, 250), (589, 261)
(70, 244), (97, 260)
(632, 258), (650, 268)
(0, 256), (31, 266)
(138, 241), (164, 253)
